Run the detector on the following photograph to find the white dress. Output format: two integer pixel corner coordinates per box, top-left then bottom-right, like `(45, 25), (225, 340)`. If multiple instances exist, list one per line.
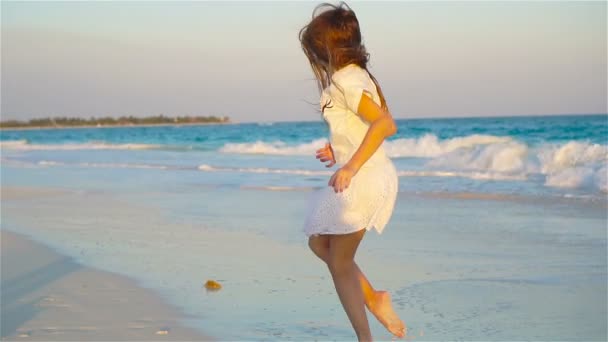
(303, 64), (399, 237)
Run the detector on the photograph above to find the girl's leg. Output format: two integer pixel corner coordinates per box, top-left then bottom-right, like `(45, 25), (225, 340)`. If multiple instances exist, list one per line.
(309, 235), (376, 305)
(309, 235), (406, 338)
(326, 228), (371, 341)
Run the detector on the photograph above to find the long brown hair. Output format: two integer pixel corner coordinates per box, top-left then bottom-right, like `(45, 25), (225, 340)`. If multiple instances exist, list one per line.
(299, 2), (388, 110)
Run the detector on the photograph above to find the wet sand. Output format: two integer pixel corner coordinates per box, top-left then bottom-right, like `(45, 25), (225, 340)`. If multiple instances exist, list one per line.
(1, 229), (211, 341)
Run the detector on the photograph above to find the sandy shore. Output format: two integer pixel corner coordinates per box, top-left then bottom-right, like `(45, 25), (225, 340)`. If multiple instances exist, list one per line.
(1, 229), (211, 341)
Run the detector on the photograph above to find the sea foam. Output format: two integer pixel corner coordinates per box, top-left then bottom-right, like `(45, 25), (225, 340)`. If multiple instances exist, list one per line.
(219, 138), (327, 156)
(3, 133), (606, 193)
(198, 164), (331, 176)
(218, 134), (607, 192)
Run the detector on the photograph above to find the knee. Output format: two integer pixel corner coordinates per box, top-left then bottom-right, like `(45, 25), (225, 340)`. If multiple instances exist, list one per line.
(327, 255), (355, 277)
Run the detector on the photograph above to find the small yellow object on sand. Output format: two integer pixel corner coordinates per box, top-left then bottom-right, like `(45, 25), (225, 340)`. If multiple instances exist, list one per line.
(155, 329), (169, 335)
(204, 280), (222, 290)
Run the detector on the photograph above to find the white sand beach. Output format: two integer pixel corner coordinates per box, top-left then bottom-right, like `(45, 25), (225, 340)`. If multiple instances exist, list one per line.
(1, 175), (605, 340)
(1, 229), (210, 341)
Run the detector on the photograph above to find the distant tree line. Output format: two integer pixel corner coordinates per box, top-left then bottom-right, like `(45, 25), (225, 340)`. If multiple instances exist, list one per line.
(0, 115), (230, 128)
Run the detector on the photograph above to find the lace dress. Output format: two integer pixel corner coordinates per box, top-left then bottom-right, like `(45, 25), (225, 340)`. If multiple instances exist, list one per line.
(303, 64), (399, 237)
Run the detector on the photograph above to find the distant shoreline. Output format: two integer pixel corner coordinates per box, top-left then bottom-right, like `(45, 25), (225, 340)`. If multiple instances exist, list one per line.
(1, 113), (605, 131)
(0, 114), (231, 131)
(0, 121), (233, 131)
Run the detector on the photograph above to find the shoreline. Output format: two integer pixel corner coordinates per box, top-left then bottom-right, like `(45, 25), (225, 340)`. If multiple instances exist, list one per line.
(0, 229), (211, 341)
(1, 113), (605, 130)
(0, 121), (232, 131)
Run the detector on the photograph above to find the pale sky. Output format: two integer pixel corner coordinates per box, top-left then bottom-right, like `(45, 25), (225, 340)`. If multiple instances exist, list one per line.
(1, 1), (606, 122)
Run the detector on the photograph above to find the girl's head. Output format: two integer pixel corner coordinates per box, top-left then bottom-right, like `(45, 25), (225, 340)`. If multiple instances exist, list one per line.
(299, 2), (388, 109)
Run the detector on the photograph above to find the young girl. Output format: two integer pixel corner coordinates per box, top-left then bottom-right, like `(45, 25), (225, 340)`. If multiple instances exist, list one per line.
(300, 2), (406, 341)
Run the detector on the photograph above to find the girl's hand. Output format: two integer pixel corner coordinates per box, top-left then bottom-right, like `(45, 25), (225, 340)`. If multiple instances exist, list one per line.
(316, 142), (336, 168)
(328, 165), (357, 193)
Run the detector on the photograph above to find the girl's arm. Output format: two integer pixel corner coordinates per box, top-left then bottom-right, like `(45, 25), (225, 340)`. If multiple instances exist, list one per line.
(328, 93), (397, 192)
(345, 92), (397, 171)
(316, 142), (336, 167)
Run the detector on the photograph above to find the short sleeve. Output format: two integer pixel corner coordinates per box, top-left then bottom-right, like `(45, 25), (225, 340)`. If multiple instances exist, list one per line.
(343, 85), (373, 114)
(330, 64), (378, 114)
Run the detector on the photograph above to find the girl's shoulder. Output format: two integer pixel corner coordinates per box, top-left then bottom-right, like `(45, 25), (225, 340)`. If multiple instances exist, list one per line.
(331, 64), (371, 85)
(325, 64), (380, 113)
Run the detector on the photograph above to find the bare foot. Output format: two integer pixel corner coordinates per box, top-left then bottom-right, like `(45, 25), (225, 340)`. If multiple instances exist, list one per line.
(369, 291), (406, 338)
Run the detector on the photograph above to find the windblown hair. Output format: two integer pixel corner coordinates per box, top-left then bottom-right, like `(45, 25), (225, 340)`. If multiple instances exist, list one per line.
(299, 2), (388, 110)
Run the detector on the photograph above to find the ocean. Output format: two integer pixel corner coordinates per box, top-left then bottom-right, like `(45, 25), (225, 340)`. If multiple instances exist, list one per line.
(1, 114), (607, 198)
(1, 114), (606, 340)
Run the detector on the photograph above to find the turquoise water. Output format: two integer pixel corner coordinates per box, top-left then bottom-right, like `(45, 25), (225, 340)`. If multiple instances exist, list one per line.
(1, 114), (607, 199)
(1, 114), (607, 340)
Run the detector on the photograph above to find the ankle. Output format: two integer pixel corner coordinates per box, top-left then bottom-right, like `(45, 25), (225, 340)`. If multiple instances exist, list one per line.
(372, 290), (392, 308)
(365, 290), (380, 309)
(356, 332), (373, 342)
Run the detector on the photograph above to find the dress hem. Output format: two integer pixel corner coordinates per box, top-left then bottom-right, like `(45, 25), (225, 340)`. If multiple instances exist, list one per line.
(304, 224), (384, 238)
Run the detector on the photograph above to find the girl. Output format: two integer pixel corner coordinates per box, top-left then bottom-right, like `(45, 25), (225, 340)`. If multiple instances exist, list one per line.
(300, 2), (406, 341)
